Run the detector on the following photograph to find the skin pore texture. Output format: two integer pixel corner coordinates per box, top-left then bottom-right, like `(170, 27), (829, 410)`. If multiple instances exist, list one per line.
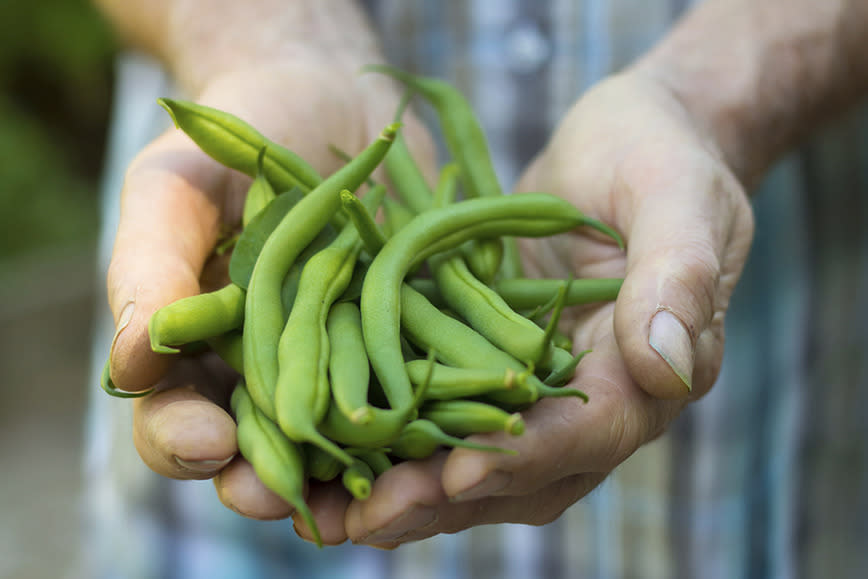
(93, 0), (868, 548)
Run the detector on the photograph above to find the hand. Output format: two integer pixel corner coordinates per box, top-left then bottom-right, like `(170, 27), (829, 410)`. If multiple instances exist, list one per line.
(106, 54), (433, 522)
(332, 68), (754, 547)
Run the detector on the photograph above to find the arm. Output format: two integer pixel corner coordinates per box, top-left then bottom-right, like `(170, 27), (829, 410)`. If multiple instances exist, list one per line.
(638, 0), (868, 188)
(92, 0), (384, 96)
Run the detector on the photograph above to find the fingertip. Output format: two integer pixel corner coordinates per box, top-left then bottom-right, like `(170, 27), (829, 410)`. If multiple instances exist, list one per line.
(646, 309), (695, 399)
(617, 305), (696, 400)
(134, 392), (238, 479)
(215, 457), (295, 520)
(613, 262), (707, 401)
(295, 480), (352, 546)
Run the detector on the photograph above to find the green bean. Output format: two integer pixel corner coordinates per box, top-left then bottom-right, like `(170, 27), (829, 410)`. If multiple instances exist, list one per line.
(230, 187), (306, 289)
(274, 183), (387, 464)
(243, 123), (398, 420)
(340, 188), (387, 256)
(347, 448), (392, 477)
(361, 193), (598, 410)
(405, 360), (520, 401)
(398, 284), (540, 406)
(326, 301), (374, 425)
(342, 459), (375, 501)
(363, 64), (516, 281)
(230, 382), (321, 547)
(328, 144), (377, 189)
(273, 217), (365, 467)
(317, 403), (412, 448)
(543, 349), (591, 389)
(389, 418), (516, 461)
(433, 162), (460, 208)
(420, 400), (525, 437)
(400, 283), (588, 405)
(492, 277), (624, 311)
(148, 283), (245, 354)
(381, 197), (415, 237)
(405, 277), (446, 309)
(206, 330), (244, 374)
(430, 252), (567, 368)
(279, 223), (339, 315)
(305, 444), (344, 483)
(551, 330), (574, 353)
(242, 147), (278, 227)
(158, 98), (322, 192)
(317, 346), (433, 449)
(384, 131), (434, 214)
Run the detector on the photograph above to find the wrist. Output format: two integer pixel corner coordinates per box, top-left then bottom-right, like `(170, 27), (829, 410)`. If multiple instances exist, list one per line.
(164, 0), (385, 97)
(631, 4), (767, 188)
(633, 0), (868, 190)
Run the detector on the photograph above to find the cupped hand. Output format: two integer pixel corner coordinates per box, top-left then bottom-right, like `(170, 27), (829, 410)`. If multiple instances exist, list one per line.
(106, 57), (433, 521)
(330, 68), (755, 547)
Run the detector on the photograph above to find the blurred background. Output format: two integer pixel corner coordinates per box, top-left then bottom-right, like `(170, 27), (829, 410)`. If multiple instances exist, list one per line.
(0, 0), (116, 577)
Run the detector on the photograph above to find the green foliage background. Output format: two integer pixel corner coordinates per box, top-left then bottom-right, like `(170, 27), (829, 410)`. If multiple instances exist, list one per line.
(0, 0), (117, 258)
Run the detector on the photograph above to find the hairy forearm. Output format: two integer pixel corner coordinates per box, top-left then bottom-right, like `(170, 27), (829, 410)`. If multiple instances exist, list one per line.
(637, 0), (868, 188)
(92, 0), (384, 96)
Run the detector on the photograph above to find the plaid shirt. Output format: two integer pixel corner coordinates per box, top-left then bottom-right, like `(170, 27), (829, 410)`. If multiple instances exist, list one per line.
(84, 1), (868, 577)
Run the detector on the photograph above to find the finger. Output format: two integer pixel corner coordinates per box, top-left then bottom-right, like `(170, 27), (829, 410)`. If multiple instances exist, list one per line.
(439, 326), (684, 502)
(349, 468), (606, 547)
(131, 357), (238, 480)
(398, 473), (608, 547)
(214, 456), (295, 521)
(344, 453), (449, 545)
(293, 479), (353, 546)
(107, 129), (231, 391)
(611, 151), (754, 399)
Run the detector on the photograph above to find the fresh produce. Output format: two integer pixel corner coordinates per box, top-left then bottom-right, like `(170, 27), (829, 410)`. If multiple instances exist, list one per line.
(101, 67), (625, 547)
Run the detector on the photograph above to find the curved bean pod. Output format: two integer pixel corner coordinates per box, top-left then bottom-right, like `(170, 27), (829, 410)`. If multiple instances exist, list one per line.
(404, 359), (520, 401)
(273, 223), (363, 467)
(389, 418), (516, 461)
(420, 400), (525, 438)
(493, 277), (624, 311)
(158, 98), (322, 192)
(243, 123), (398, 420)
(148, 283), (245, 354)
(361, 193), (596, 410)
(230, 383), (321, 547)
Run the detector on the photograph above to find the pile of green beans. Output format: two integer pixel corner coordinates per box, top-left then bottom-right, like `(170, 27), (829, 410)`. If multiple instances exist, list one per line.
(101, 68), (625, 547)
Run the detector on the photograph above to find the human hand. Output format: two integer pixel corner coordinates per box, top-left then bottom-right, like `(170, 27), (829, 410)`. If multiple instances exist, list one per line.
(105, 29), (435, 526)
(328, 67), (754, 547)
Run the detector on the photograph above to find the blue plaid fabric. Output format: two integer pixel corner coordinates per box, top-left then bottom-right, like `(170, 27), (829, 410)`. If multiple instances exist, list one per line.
(84, 1), (868, 577)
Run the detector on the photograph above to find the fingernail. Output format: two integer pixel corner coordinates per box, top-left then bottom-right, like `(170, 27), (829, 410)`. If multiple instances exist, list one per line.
(175, 455), (234, 474)
(449, 470), (512, 503)
(110, 301), (135, 351)
(649, 309), (693, 391)
(358, 505), (438, 545)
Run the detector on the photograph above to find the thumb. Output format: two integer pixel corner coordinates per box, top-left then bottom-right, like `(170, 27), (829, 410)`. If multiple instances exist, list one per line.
(107, 130), (230, 391)
(613, 159), (754, 400)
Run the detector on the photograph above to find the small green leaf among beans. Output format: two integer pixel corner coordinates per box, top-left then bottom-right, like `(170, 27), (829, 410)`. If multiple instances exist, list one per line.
(103, 68), (625, 548)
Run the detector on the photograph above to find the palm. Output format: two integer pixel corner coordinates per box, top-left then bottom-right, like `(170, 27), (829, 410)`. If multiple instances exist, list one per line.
(333, 70), (754, 547)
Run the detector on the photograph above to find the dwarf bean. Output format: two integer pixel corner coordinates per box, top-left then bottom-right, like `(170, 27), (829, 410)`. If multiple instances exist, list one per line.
(420, 400), (525, 438)
(389, 418), (516, 461)
(158, 98), (321, 192)
(361, 193), (598, 410)
(230, 382), (321, 547)
(243, 123), (398, 420)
